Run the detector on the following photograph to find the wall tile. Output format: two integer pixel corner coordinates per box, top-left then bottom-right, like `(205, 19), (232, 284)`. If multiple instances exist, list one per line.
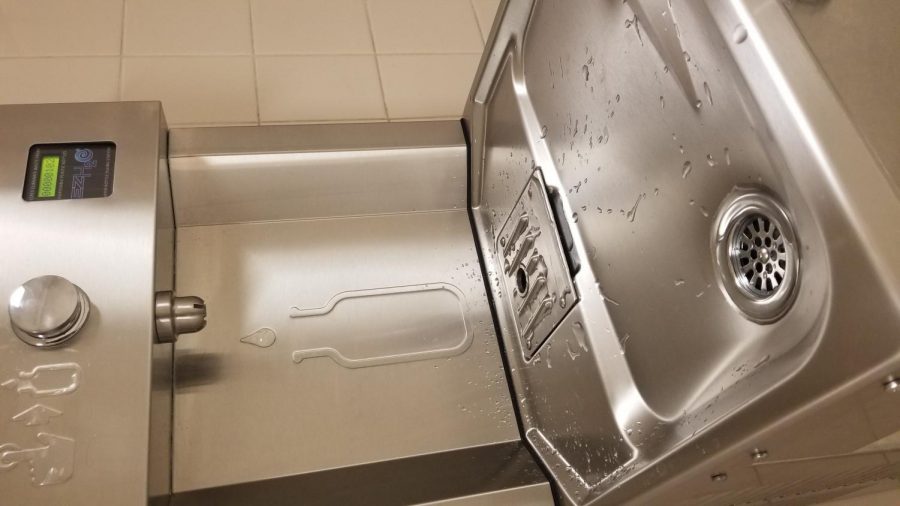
(122, 56), (257, 125)
(256, 55), (385, 122)
(379, 54), (480, 118)
(368, 0), (482, 54)
(124, 0), (252, 55)
(251, 0), (372, 55)
(0, 0), (124, 56)
(0, 57), (120, 104)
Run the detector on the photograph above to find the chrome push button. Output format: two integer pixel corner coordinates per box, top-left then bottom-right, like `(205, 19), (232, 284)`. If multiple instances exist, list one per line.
(9, 275), (90, 347)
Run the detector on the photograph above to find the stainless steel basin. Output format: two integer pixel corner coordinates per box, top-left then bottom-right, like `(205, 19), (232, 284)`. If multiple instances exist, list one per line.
(466, 0), (900, 503)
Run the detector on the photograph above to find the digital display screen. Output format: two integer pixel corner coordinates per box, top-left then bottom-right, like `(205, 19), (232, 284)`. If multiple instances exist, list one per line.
(37, 155), (60, 198)
(24, 142), (116, 201)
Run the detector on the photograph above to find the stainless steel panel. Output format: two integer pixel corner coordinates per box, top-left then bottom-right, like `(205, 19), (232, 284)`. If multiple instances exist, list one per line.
(169, 121), (465, 157)
(0, 102), (170, 505)
(171, 441), (550, 506)
(169, 122), (467, 226)
(415, 483), (553, 506)
(170, 122), (525, 495)
(466, 0), (900, 504)
(495, 170), (577, 360)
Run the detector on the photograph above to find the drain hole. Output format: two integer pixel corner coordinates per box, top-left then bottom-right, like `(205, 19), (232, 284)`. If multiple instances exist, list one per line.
(516, 266), (529, 295)
(716, 190), (798, 323)
(729, 212), (792, 300)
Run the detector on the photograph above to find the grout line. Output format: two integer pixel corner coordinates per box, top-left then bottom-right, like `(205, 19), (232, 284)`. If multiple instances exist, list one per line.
(254, 51), (484, 57)
(168, 121), (260, 128)
(0, 54), (122, 60)
(468, 0), (487, 45)
(247, 0), (261, 125)
(363, 0), (390, 120)
(117, 0), (127, 100)
(259, 118), (390, 126)
(0, 51), (485, 61)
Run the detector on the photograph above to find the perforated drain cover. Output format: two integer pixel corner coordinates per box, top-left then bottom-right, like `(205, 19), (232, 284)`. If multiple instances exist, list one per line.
(731, 213), (788, 298)
(496, 170), (577, 359)
(713, 189), (799, 324)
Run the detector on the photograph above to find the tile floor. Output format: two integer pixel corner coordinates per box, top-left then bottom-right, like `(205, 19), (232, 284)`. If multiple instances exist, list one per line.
(0, 0), (501, 126)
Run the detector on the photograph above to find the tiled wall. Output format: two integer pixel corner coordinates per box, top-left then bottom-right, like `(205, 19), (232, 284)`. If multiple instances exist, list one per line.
(0, 0), (500, 126)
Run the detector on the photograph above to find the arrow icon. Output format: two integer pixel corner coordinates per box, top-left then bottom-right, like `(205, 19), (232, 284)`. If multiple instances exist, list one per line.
(11, 404), (62, 426)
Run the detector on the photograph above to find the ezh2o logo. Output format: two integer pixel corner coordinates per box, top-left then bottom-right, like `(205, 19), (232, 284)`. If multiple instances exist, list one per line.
(71, 148), (96, 198)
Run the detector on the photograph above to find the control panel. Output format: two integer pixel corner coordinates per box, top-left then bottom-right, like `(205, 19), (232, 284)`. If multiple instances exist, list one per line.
(23, 142), (116, 201)
(0, 102), (173, 505)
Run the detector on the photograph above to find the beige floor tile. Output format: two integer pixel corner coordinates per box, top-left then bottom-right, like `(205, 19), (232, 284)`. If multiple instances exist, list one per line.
(251, 0), (372, 55)
(0, 57), (120, 104)
(378, 54), (480, 119)
(471, 0), (502, 41)
(368, 0), (483, 54)
(0, 0), (124, 56)
(121, 57), (257, 125)
(256, 55), (385, 122)
(124, 0), (252, 55)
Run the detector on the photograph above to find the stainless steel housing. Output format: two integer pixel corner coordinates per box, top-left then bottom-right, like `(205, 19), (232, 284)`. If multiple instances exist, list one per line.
(2, 0), (900, 504)
(165, 121), (552, 504)
(0, 102), (173, 504)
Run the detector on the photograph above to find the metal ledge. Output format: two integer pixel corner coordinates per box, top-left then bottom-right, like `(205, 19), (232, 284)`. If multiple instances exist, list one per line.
(169, 121), (465, 158)
(171, 442), (551, 506)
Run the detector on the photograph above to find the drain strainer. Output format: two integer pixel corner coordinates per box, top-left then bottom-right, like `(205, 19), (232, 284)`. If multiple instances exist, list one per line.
(713, 189), (799, 323)
(731, 214), (788, 298)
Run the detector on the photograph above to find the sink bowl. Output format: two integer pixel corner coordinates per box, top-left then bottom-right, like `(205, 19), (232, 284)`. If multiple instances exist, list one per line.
(466, 0), (900, 503)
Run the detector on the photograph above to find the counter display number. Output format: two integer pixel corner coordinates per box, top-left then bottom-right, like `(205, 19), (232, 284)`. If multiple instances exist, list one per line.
(37, 155), (60, 198)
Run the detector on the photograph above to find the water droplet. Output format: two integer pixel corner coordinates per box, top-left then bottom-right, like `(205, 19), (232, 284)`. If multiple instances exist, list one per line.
(626, 193), (645, 223)
(724, 147), (731, 166)
(682, 161), (692, 178)
(753, 354), (771, 368)
(733, 24), (748, 44)
(679, 145), (684, 154)
(654, 188), (659, 196)
(572, 322), (589, 352)
(659, 95), (665, 109)
(615, 93), (621, 103)
(689, 199), (695, 206)
(566, 340), (581, 360)
(572, 212), (579, 223)
(674, 279), (685, 286)
(626, 15), (643, 45)
(582, 64), (590, 81)
(694, 99), (702, 109)
(706, 154), (716, 167)
(700, 206), (709, 218)
(683, 51), (691, 62)
(240, 327), (277, 348)
(703, 81), (713, 106)
(540, 125), (548, 138)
